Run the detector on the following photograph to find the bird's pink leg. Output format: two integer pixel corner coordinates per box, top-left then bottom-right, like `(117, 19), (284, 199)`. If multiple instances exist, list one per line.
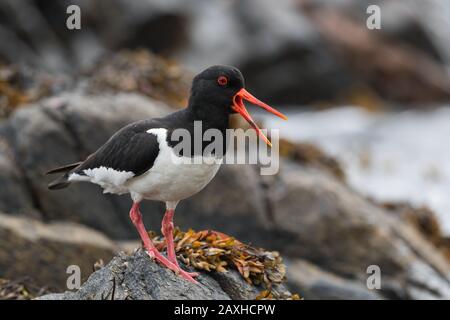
(162, 209), (199, 277)
(129, 202), (197, 283)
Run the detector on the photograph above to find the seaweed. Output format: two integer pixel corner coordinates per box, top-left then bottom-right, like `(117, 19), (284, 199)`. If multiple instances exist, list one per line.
(150, 228), (300, 299)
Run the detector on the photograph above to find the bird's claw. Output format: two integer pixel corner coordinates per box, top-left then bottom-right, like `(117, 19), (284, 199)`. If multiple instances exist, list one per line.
(144, 248), (198, 284)
(184, 271), (199, 277)
(168, 258), (199, 278)
(171, 265), (198, 283)
(177, 269), (199, 284)
(146, 250), (156, 259)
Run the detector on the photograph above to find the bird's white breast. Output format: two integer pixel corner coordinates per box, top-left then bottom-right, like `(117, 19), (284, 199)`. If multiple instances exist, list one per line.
(126, 128), (222, 202)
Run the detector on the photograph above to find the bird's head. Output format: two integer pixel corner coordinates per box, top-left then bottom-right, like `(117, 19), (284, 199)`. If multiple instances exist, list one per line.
(189, 65), (287, 146)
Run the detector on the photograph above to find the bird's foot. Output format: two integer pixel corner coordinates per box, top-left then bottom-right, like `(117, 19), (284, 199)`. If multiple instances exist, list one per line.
(172, 265), (199, 278)
(184, 271), (200, 278)
(168, 257), (199, 278)
(145, 248), (198, 284)
(174, 267), (199, 283)
(146, 250), (156, 259)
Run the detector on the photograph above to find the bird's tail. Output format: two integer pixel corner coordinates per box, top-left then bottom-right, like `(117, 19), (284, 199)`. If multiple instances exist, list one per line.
(48, 175), (71, 190)
(46, 162), (82, 190)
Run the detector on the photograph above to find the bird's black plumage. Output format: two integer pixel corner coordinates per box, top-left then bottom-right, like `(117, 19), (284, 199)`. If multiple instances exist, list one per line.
(47, 120), (161, 189)
(47, 65), (245, 189)
(45, 66), (285, 283)
(46, 65), (287, 284)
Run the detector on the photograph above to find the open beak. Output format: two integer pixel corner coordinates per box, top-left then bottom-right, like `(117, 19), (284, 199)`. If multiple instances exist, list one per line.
(232, 88), (287, 147)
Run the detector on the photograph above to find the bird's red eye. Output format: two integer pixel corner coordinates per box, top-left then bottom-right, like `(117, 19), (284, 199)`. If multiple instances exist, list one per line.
(217, 76), (228, 86)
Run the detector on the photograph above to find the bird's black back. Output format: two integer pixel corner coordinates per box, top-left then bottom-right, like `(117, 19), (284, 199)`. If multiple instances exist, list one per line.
(71, 107), (228, 178)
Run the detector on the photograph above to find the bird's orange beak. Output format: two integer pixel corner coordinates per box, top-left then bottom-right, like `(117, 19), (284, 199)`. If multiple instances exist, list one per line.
(232, 88), (287, 147)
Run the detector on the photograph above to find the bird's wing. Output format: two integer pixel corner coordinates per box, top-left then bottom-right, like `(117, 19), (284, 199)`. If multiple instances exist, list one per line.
(72, 120), (162, 178)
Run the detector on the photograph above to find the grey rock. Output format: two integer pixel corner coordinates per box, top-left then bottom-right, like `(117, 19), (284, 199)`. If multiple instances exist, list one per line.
(37, 248), (291, 300)
(0, 92), (270, 242)
(285, 258), (382, 300)
(2, 91), (450, 299)
(0, 138), (38, 217)
(266, 163), (450, 299)
(2, 0), (450, 105)
(0, 212), (116, 290)
(0, 92), (171, 238)
(176, 164), (271, 245)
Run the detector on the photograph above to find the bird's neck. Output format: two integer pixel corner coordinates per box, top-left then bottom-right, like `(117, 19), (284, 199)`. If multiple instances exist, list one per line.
(186, 101), (230, 131)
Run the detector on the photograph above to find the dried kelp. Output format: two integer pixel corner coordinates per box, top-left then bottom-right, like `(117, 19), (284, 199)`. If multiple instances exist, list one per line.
(150, 229), (286, 289)
(255, 290), (301, 300)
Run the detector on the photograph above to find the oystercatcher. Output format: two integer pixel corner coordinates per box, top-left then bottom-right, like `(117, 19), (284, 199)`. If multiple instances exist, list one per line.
(46, 65), (287, 283)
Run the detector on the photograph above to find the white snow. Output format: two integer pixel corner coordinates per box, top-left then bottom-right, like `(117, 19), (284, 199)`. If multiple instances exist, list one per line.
(258, 106), (450, 234)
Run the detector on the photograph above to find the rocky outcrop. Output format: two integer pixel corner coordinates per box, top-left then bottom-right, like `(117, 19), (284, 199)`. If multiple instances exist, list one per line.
(0, 140), (38, 217)
(0, 212), (116, 290)
(1, 91), (450, 299)
(86, 50), (191, 108)
(265, 163), (450, 299)
(1, 0), (449, 300)
(0, 63), (70, 118)
(285, 259), (381, 300)
(1, 0), (449, 106)
(0, 92), (171, 238)
(37, 248), (292, 300)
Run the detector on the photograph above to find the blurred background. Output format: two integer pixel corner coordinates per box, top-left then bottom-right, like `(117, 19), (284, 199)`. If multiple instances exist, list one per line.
(0, 0), (449, 299)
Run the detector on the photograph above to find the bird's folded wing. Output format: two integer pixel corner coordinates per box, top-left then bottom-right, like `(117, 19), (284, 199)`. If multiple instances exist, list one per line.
(73, 122), (161, 178)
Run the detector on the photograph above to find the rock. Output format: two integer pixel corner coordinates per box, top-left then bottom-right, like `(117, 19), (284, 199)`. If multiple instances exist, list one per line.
(2, 1), (450, 105)
(279, 139), (345, 181)
(300, 2), (450, 106)
(0, 277), (50, 300)
(2, 89), (450, 299)
(0, 92), (171, 238)
(0, 92), (271, 242)
(176, 164), (270, 246)
(382, 202), (450, 263)
(0, 212), (116, 290)
(86, 49), (191, 108)
(37, 248), (292, 300)
(0, 138), (38, 217)
(263, 163), (450, 299)
(285, 259), (382, 300)
(0, 63), (69, 118)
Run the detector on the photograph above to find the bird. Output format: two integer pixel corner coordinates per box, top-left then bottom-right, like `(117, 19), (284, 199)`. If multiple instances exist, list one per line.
(46, 65), (287, 283)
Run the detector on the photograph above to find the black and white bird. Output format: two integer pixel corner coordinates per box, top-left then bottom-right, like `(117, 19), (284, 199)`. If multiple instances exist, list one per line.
(46, 65), (287, 283)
